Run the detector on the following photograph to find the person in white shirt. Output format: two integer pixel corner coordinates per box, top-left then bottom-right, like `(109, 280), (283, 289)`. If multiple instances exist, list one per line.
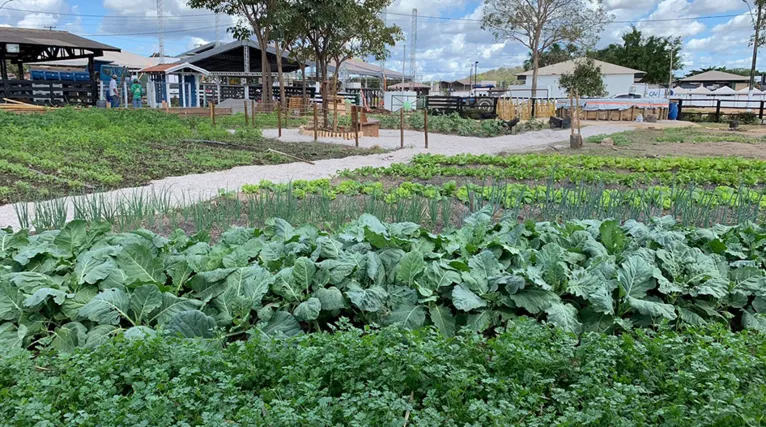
(108, 74), (120, 108)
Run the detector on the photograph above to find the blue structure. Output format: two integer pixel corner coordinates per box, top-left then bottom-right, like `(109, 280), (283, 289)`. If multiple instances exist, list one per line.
(141, 62), (208, 108)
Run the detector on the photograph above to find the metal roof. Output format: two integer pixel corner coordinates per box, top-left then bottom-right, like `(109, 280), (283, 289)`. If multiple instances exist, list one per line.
(517, 58), (645, 76)
(0, 27), (118, 52)
(182, 40), (302, 73)
(28, 51), (176, 70)
(388, 82), (430, 89)
(141, 62), (209, 75)
(680, 70), (750, 82)
(328, 58), (404, 79)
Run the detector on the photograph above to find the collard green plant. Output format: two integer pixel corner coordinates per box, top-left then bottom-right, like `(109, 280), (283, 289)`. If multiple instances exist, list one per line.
(1, 211), (766, 353)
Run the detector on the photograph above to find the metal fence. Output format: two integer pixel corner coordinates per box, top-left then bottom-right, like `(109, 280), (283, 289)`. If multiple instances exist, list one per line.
(673, 98), (766, 122)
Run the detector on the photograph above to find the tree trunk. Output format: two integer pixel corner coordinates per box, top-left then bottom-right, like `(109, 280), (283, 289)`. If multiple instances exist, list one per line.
(749, 2), (763, 96)
(575, 90), (582, 140)
(275, 40), (287, 111)
(530, 48), (540, 99)
(301, 60), (307, 113)
(319, 60), (329, 128)
(257, 38), (273, 108)
(569, 92), (574, 136)
(332, 65), (340, 132)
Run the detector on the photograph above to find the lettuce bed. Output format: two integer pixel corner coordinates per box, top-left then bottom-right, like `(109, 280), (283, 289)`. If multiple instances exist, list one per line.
(1, 321), (765, 426)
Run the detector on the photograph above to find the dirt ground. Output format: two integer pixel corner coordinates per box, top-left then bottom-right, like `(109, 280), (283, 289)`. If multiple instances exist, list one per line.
(578, 141), (766, 159)
(575, 123), (766, 159)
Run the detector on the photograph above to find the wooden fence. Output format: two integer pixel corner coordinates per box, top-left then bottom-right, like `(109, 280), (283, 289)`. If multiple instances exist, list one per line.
(496, 98), (556, 121)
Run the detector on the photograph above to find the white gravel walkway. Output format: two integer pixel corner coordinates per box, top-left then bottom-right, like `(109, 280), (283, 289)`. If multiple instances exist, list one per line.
(1, 125), (628, 229)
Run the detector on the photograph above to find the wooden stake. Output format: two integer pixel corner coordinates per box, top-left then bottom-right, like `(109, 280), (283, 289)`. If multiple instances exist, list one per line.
(244, 100), (249, 126)
(424, 108), (429, 149)
(352, 105), (359, 147)
(277, 102), (282, 137)
(267, 148), (315, 165)
(313, 103), (318, 141)
(252, 100), (256, 127)
(400, 107), (404, 149)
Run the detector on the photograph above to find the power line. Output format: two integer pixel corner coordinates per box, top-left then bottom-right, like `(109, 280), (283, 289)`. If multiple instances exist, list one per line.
(0, 5), (751, 25)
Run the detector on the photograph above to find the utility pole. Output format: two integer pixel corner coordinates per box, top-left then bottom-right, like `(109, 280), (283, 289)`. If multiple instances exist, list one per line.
(668, 46), (674, 92)
(402, 44), (406, 85)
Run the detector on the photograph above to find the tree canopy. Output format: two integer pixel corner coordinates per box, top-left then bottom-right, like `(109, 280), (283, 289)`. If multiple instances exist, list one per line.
(523, 43), (579, 71)
(559, 58), (606, 99)
(481, 0), (611, 97)
(590, 27), (681, 85)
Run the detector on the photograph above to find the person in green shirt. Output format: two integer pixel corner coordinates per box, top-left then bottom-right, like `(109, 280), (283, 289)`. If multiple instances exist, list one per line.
(130, 79), (143, 108)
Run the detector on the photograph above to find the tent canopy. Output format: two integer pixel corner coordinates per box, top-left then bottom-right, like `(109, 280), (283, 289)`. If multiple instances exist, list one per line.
(183, 40), (303, 74)
(712, 86), (737, 95)
(690, 86), (712, 94)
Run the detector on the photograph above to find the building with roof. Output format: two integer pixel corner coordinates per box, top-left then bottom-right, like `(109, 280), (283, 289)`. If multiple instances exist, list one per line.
(516, 58), (646, 98)
(0, 27), (119, 105)
(678, 70), (750, 90)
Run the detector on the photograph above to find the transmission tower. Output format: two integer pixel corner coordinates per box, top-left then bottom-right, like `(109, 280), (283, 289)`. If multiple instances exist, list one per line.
(410, 8), (417, 82)
(156, 0), (164, 63)
(215, 13), (221, 46)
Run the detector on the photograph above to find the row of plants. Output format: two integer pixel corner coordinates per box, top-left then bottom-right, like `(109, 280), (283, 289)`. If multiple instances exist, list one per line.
(0, 108), (375, 203)
(243, 178), (766, 210)
(18, 175), (766, 235)
(340, 153), (766, 186)
(2, 211), (765, 353)
(2, 321), (765, 425)
(332, 112), (548, 137)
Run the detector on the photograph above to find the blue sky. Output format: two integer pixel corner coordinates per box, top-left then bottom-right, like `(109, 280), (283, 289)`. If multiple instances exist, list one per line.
(0, 0), (759, 80)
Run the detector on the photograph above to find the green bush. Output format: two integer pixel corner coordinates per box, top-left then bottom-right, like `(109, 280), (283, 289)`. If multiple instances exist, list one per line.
(736, 111), (759, 125)
(2, 321), (765, 426)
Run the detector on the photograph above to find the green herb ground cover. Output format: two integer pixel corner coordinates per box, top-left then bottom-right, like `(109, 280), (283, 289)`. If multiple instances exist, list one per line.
(2, 212), (766, 354)
(586, 127), (766, 146)
(342, 153), (766, 186)
(0, 109), (376, 203)
(1, 321), (765, 426)
(332, 112), (547, 136)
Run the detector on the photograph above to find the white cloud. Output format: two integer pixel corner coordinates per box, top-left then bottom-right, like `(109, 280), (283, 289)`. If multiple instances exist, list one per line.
(17, 12), (56, 28)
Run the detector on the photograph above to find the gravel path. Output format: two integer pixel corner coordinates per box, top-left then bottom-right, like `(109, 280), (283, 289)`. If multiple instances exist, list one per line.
(1, 125), (628, 229)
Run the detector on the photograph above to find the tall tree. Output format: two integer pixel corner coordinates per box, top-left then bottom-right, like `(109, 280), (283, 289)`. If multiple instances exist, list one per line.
(188, 0), (278, 105)
(523, 43), (579, 71)
(481, 0), (610, 98)
(292, 0), (401, 128)
(591, 27), (681, 85)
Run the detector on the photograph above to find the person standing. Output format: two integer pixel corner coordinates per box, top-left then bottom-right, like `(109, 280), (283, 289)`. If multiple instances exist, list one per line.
(109, 74), (120, 108)
(130, 79), (142, 108)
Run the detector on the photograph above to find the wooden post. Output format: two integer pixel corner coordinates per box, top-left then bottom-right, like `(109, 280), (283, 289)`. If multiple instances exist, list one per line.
(400, 107), (404, 149)
(760, 101), (764, 120)
(209, 101), (214, 121)
(424, 108), (429, 149)
(164, 101), (169, 114)
(252, 100), (257, 128)
(352, 105), (359, 147)
(313, 103), (318, 141)
(277, 102), (282, 137)
(211, 102), (216, 126)
(244, 100), (249, 127)
(715, 99), (721, 122)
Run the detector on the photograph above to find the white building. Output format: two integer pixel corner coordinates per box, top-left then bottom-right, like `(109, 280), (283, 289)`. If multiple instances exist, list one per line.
(516, 59), (646, 98)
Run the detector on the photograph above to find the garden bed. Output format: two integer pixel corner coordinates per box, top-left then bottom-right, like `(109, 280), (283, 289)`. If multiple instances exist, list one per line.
(0, 108), (380, 203)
